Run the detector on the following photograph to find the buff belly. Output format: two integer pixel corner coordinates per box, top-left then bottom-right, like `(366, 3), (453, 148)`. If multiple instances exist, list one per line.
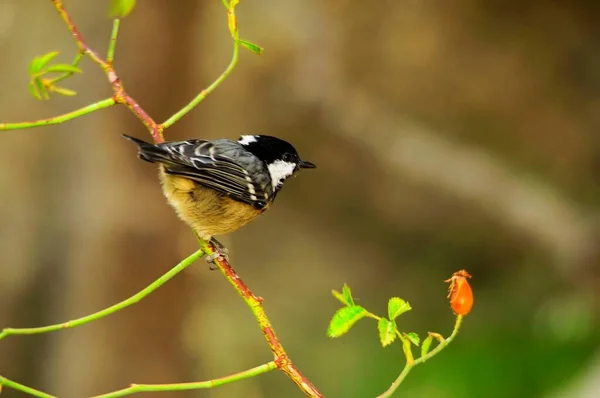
(159, 166), (266, 240)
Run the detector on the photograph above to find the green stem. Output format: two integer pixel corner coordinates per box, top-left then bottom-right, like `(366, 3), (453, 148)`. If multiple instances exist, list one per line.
(92, 361), (277, 398)
(160, 24), (240, 129)
(106, 19), (120, 64)
(0, 249), (203, 341)
(0, 375), (56, 398)
(0, 97), (116, 131)
(376, 315), (464, 398)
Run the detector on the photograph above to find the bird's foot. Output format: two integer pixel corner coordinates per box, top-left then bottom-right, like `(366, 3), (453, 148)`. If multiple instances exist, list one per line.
(205, 238), (229, 270)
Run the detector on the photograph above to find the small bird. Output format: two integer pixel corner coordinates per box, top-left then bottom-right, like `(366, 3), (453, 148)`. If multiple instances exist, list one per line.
(123, 134), (316, 261)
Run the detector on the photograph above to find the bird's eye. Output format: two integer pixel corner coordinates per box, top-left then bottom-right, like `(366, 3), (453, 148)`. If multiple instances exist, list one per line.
(282, 153), (292, 162)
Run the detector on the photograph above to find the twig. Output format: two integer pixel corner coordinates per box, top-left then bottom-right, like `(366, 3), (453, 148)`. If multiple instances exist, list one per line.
(92, 361), (277, 398)
(0, 249), (204, 341)
(50, 0), (163, 143)
(0, 97), (116, 130)
(106, 19), (121, 65)
(0, 375), (56, 398)
(201, 241), (324, 397)
(376, 315), (464, 398)
(160, 30), (239, 129)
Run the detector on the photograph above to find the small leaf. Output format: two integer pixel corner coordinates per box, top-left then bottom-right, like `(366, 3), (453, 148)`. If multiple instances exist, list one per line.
(52, 86), (77, 96)
(109, 0), (136, 18)
(327, 305), (366, 338)
(405, 332), (420, 346)
(45, 64), (82, 74)
(388, 297), (411, 320)
(377, 318), (397, 347)
(342, 284), (354, 306)
(33, 77), (48, 100)
(331, 289), (346, 306)
(29, 51), (59, 75)
(237, 39), (263, 55)
(28, 81), (42, 100)
(421, 334), (433, 358)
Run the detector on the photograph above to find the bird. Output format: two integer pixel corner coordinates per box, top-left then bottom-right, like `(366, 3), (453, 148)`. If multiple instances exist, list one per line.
(123, 134), (316, 261)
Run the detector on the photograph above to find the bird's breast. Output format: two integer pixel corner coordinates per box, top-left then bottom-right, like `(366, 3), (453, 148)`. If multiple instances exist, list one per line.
(159, 167), (267, 240)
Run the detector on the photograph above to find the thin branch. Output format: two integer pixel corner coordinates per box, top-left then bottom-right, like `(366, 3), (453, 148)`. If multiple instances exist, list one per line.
(51, 0), (107, 69)
(0, 375), (56, 398)
(106, 19), (121, 65)
(160, 7), (240, 129)
(376, 315), (464, 398)
(0, 97), (116, 130)
(0, 249), (204, 341)
(92, 361), (277, 398)
(201, 241), (324, 397)
(50, 0), (164, 143)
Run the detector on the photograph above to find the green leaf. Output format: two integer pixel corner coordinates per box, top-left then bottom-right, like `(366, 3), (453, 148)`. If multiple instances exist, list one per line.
(52, 86), (77, 96)
(29, 51), (59, 75)
(33, 77), (48, 100)
(327, 305), (366, 338)
(237, 39), (263, 55)
(331, 283), (354, 307)
(331, 290), (348, 306)
(377, 318), (397, 347)
(421, 334), (433, 358)
(28, 81), (42, 100)
(388, 297), (411, 320)
(108, 0), (136, 18)
(45, 64), (82, 74)
(342, 284), (354, 306)
(405, 332), (420, 346)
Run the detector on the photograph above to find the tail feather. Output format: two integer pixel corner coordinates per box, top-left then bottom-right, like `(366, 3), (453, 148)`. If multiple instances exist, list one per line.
(122, 134), (173, 165)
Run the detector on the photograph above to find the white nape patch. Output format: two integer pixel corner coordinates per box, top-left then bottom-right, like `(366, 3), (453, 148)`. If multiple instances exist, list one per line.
(239, 135), (258, 145)
(267, 160), (296, 190)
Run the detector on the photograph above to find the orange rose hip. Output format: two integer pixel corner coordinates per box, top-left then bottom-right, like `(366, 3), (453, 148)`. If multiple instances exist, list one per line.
(445, 270), (473, 315)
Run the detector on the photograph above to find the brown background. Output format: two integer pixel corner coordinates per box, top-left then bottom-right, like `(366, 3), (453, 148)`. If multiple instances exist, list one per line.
(1, 1), (599, 397)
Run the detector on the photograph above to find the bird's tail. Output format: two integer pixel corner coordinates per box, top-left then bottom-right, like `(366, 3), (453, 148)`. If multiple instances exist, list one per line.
(122, 134), (174, 165)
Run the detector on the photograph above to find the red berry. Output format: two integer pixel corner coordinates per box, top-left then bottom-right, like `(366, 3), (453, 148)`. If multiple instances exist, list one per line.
(445, 270), (473, 315)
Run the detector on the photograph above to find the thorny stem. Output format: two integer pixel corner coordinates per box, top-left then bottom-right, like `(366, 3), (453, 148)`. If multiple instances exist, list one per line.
(376, 315), (464, 398)
(50, 0), (164, 143)
(91, 361), (278, 398)
(201, 240), (324, 397)
(0, 250), (204, 341)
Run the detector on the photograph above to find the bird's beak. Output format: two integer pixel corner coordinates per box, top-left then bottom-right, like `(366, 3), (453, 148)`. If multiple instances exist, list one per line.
(299, 160), (316, 169)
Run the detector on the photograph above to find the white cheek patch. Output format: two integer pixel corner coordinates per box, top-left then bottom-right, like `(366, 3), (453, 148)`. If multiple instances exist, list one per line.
(268, 160), (296, 190)
(239, 135), (258, 145)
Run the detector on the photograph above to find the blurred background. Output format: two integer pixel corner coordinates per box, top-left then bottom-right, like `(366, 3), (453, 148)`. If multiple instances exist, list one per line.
(0, 1), (599, 397)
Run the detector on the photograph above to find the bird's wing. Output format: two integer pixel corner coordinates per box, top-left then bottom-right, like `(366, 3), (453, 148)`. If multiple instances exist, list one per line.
(157, 139), (273, 208)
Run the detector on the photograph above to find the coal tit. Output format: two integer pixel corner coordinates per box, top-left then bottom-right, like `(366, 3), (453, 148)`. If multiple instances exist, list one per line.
(123, 134), (316, 254)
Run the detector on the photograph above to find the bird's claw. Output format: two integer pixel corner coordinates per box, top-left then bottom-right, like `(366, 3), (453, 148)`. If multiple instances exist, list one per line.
(205, 246), (229, 270)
